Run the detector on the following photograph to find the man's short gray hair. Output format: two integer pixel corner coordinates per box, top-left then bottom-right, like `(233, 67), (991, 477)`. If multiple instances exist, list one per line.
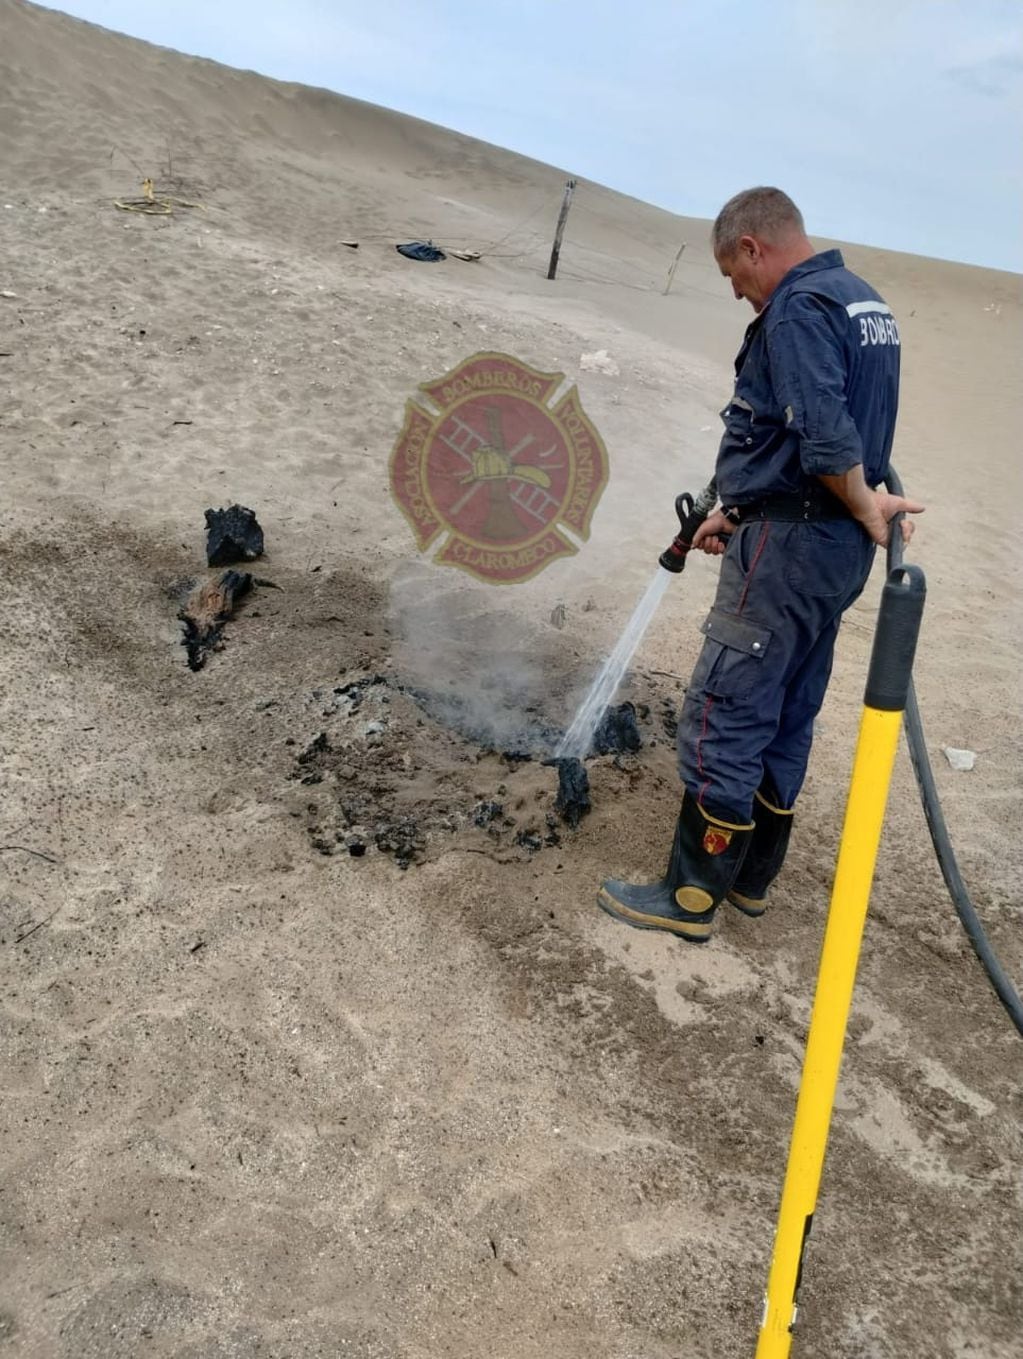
(712, 187), (805, 258)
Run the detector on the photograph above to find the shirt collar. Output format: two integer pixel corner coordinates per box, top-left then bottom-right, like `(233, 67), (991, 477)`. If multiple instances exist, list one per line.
(739, 250), (845, 341)
(773, 248), (845, 295)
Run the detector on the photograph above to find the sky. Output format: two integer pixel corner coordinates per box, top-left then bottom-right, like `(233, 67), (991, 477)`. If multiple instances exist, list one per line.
(38, 0), (1023, 271)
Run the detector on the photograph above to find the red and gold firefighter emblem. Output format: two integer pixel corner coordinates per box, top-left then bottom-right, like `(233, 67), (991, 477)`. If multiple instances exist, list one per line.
(702, 827), (733, 856)
(389, 352), (609, 584)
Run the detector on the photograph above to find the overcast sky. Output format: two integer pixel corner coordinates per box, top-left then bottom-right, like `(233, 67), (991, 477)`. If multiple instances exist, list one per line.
(40, 0), (1023, 271)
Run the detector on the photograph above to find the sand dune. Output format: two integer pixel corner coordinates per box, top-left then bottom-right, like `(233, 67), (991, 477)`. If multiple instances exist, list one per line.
(1, 2), (1021, 1356)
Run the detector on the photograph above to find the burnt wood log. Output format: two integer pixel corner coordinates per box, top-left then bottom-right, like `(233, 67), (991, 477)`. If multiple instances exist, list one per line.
(543, 756), (591, 828)
(179, 570), (253, 671)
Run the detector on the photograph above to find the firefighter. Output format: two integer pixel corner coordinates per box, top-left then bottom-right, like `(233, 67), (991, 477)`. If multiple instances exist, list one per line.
(599, 187), (923, 942)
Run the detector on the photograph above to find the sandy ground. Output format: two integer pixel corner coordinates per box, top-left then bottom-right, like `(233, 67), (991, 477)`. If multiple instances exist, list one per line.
(2, 2), (1022, 1356)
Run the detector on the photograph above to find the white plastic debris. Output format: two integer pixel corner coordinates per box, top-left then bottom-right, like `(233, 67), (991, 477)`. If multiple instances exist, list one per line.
(580, 348), (619, 376)
(942, 747), (976, 771)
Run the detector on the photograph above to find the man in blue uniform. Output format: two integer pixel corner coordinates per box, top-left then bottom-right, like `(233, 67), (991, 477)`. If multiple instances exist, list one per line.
(599, 187), (923, 942)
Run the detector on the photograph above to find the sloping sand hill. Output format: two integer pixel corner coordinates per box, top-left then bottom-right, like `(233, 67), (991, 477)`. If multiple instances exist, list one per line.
(1, 2), (1021, 1355)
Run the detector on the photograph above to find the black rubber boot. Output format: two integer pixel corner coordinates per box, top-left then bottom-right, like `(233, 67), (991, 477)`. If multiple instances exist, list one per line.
(598, 792), (753, 943)
(727, 785), (794, 918)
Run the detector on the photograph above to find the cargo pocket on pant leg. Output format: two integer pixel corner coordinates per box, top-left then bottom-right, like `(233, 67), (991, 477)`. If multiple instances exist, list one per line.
(690, 607), (774, 700)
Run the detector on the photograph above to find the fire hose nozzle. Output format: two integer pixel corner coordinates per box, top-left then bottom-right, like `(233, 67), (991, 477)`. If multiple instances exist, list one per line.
(658, 479), (718, 573)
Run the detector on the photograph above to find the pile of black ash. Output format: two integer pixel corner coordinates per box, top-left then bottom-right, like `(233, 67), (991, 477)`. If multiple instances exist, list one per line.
(287, 672), (573, 870)
(589, 701), (642, 756)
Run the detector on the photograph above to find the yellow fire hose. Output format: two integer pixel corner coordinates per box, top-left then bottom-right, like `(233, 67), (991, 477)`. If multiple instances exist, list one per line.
(755, 562), (926, 1358)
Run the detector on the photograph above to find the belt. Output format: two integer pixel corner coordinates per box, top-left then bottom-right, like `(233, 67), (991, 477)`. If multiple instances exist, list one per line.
(728, 491), (851, 524)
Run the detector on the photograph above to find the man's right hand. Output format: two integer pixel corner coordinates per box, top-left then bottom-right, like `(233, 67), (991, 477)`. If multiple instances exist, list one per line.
(817, 468), (924, 547)
(861, 489), (925, 546)
(691, 510), (735, 555)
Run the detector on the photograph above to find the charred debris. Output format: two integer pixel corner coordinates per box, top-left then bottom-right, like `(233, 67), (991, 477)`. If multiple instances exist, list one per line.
(289, 673), (652, 871)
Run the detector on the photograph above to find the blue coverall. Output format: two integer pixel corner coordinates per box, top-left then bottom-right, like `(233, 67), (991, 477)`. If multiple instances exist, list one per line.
(676, 250), (901, 820)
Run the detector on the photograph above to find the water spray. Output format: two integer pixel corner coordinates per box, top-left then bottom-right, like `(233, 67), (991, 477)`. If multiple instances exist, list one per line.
(555, 477), (718, 765)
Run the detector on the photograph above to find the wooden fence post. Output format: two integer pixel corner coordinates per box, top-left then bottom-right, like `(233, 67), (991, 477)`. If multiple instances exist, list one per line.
(664, 241), (687, 295)
(546, 179), (577, 280)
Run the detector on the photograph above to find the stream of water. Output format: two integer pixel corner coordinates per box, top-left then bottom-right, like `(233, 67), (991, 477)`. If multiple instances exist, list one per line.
(556, 567), (673, 760)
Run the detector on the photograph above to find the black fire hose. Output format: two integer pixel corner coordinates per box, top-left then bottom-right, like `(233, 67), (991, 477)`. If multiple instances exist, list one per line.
(885, 466), (1023, 1037)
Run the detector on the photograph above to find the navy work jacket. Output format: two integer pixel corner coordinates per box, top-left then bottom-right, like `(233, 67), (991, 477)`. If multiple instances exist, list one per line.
(716, 249), (901, 504)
